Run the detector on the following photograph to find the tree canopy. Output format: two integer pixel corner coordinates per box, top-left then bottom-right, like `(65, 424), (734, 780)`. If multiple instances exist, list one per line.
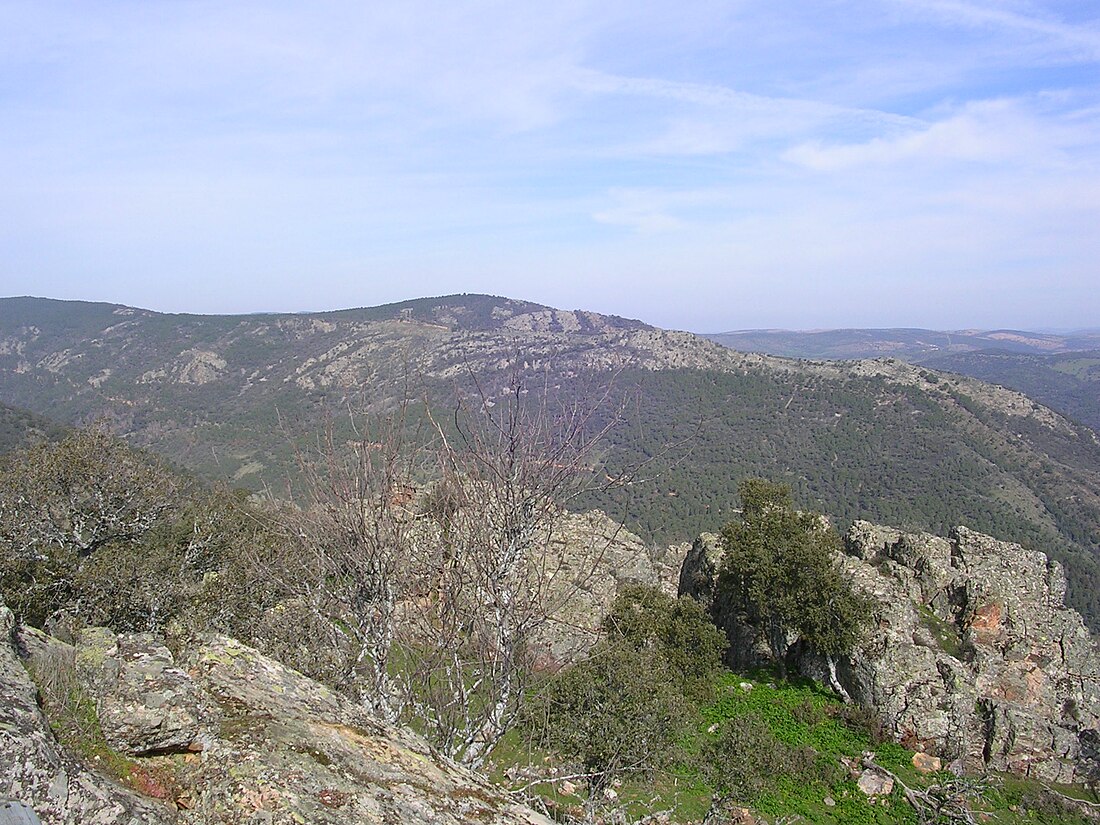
(719, 479), (873, 681)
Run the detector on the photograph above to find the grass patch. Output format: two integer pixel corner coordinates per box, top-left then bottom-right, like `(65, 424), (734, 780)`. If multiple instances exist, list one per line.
(496, 665), (1096, 824)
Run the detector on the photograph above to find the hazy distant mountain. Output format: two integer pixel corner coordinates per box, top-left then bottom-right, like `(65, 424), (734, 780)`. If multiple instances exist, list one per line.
(704, 328), (1100, 432)
(4, 294), (1100, 625)
(704, 327), (1100, 361)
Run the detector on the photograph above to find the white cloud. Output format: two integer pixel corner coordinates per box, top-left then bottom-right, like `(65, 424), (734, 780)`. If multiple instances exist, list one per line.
(2, 1), (1099, 329)
(892, 0), (1100, 60)
(784, 95), (1098, 171)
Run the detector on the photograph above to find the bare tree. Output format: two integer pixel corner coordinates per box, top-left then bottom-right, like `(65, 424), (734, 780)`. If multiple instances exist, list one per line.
(269, 403), (427, 722)
(403, 369), (625, 766)
(274, 368), (629, 764)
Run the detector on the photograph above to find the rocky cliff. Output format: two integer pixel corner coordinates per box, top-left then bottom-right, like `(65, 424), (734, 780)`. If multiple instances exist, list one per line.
(681, 523), (1100, 784)
(0, 600), (552, 825)
(534, 509), (686, 667)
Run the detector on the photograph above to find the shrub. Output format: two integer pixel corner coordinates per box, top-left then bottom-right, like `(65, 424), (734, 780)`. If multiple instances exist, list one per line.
(832, 701), (888, 745)
(527, 639), (693, 793)
(601, 584), (727, 699)
(699, 714), (790, 802)
(719, 479), (873, 682)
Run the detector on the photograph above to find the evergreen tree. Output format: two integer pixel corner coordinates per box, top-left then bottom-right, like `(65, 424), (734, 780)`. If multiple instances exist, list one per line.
(719, 478), (872, 696)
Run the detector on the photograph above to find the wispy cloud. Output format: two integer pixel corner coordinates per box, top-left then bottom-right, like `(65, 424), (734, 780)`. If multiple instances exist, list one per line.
(784, 95), (1098, 171)
(1, 1), (1098, 329)
(892, 0), (1100, 60)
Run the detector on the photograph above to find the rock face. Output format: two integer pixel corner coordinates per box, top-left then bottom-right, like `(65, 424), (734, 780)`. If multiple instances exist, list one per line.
(1, 605), (552, 825)
(678, 532), (771, 671)
(73, 629), (204, 757)
(681, 522), (1100, 783)
(0, 604), (174, 825)
(533, 510), (686, 667)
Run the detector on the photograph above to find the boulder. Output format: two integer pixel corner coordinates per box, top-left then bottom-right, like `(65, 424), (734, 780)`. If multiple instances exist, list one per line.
(911, 752), (943, 774)
(74, 629), (204, 756)
(176, 635), (552, 825)
(857, 767), (895, 797)
(531, 510), (687, 667)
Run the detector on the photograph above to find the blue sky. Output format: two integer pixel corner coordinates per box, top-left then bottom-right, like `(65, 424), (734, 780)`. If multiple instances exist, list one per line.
(1, 1), (1098, 331)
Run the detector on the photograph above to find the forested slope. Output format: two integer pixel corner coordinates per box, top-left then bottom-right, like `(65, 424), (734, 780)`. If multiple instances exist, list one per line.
(4, 295), (1100, 625)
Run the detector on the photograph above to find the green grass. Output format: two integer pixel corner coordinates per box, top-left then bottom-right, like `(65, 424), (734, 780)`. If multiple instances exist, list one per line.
(494, 667), (1095, 824)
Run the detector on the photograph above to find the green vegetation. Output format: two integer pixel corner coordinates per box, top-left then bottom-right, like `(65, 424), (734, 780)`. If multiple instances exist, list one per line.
(924, 349), (1100, 432)
(3, 296), (1100, 629)
(506, 663), (1095, 824)
(0, 427), (277, 634)
(917, 604), (964, 659)
(0, 401), (65, 454)
(527, 587), (726, 798)
(2, 418), (1096, 823)
(718, 479), (873, 680)
(575, 366), (1100, 628)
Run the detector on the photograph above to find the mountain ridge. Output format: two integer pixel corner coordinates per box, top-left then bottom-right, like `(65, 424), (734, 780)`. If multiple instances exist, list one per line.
(4, 294), (1100, 626)
(703, 326), (1100, 433)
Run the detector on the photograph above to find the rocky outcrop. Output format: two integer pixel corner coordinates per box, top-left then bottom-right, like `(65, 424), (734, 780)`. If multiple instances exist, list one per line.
(681, 522), (1100, 783)
(678, 532), (771, 671)
(0, 603), (174, 825)
(1, 606), (552, 825)
(73, 629), (204, 757)
(533, 510), (686, 667)
(836, 523), (1100, 783)
(173, 635), (551, 825)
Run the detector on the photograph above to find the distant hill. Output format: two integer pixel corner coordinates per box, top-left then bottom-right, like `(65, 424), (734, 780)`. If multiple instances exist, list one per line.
(703, 328), (1100, 434)
(704, 328), (1100, 361)
(4, 295), (1100, 626)
(919, 349), (1100, 432)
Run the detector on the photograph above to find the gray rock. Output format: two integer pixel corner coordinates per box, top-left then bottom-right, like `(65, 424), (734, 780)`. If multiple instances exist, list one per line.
(857, 767), (895, 796)
(682, 521), (1100, 783)
(531, 510), (687, 667)
(0, 603), (176, 825)
(74, 629), (203, 756)
(0, 801), (42, 825)
(2, 595), (553, 825)
(176, 634), (552, 825)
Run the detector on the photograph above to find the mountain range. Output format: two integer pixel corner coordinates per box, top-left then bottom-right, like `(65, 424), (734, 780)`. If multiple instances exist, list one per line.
(3, 294), (1100, 626)
(705, 328), (1100, 432)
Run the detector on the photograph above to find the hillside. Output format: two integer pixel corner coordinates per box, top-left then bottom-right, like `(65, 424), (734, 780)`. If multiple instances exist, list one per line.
(0, 401), (65, 454)
(4, 295), (1100, 626)
(920, 349), (1100, 432)
(704, 327), (1100, 361)
(705, 328), (1100, 432)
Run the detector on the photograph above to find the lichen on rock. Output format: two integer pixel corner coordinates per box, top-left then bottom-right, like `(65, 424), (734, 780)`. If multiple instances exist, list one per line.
(680, 521), (1100, 783)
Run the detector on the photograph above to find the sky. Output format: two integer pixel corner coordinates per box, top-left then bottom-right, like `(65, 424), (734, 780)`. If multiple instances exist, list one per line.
(0, 1), (1098, 332)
